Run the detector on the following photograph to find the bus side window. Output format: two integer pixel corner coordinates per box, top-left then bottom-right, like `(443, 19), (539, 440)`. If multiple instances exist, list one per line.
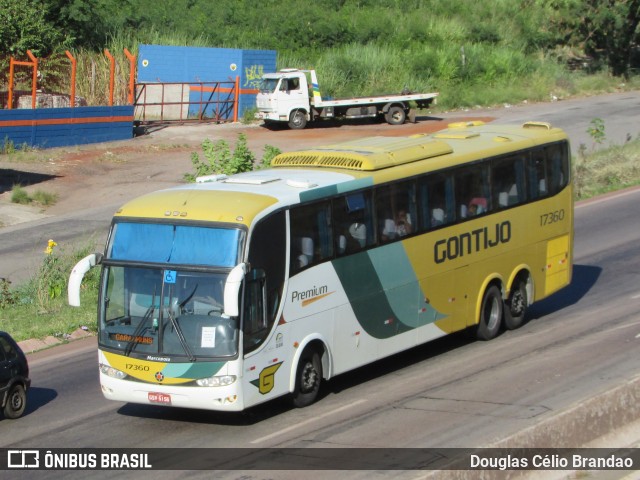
(455, 163), (490, 218)
(333, 191), (374, 254)
(528, 149), (548, 199)
(492, 155), (525, 208)
(289, 201), (333, 273)
(421, 173), (453, 227)
(375, 180), (416, 242)
(546, 143), (569, 195)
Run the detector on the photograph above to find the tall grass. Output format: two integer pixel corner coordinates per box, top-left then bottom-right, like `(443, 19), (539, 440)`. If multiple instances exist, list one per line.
(574, 139), (640, 200)
(9, 1), (640, 112)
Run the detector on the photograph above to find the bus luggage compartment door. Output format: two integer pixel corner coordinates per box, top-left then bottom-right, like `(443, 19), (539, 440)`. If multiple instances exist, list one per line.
(544, 235), (570, 296)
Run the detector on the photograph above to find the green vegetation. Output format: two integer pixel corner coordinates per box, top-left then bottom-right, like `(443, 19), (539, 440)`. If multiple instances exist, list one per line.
(10, 185), (58, 206)
(184, 134), (281, 181)
(0, 240), (100, 342)
(574, 143), (640, 200)
(2, 1), (640, 109)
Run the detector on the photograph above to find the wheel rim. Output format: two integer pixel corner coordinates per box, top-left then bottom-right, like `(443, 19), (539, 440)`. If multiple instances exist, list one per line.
(300, 360), (318, 393)
(511, 288), (525, 316)
(292, 112), (304, 127)
(484, 295), (500, 331)
(391, 110), (403, 122)
(10, 390), (23, 411)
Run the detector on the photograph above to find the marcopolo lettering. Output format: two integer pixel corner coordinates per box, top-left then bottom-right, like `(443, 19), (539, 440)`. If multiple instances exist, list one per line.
(434, 221), (511, 264)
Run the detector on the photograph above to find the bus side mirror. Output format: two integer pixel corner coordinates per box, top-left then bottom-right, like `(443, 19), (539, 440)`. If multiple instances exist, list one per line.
(223, 263), (247, 318)
(68, 253), (102, 307)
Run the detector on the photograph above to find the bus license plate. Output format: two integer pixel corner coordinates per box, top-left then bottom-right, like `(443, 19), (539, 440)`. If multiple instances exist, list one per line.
(148, 392), (171, 405)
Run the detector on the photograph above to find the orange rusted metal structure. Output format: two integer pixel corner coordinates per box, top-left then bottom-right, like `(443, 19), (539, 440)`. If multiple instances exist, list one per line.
(65, 50), (77, 107)
(7, 50), (38, 109)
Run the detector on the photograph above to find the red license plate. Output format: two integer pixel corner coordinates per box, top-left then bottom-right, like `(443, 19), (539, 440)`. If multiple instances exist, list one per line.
(148, 392), (172, 405)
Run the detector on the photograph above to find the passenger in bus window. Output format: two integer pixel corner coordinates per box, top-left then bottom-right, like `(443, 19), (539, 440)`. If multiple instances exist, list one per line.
(395, 210), (412, 236)
(381, 218), (396, 242)
(348, 223), (367, 249)
(468, 197), (487, 216)
(431, 208), (445, 226)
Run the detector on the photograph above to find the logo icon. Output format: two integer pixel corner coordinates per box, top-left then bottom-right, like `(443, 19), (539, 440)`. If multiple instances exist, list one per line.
(250, 362), (283, 394)
(8, 450), (39, 468)
(155, 371), (165, 382)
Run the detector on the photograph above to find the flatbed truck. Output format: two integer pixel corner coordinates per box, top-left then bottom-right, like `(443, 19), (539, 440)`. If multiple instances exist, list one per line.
(255, 69), (438, 129)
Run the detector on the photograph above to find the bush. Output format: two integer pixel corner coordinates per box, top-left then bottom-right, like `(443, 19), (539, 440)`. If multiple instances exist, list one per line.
(10, 185), (31, 205)
(185, 133), (280, 181)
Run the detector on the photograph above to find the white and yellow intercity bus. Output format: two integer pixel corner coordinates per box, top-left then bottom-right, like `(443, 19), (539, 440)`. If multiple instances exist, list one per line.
(68, 121), (572, 411)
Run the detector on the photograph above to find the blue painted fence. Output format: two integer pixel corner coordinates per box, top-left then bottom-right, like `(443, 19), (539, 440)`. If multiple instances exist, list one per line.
(0, 106), (134, 149)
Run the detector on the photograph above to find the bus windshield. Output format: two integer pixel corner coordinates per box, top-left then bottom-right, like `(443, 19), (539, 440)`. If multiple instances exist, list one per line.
(107, 222), (244, 267)
(100, 266), (238, 360)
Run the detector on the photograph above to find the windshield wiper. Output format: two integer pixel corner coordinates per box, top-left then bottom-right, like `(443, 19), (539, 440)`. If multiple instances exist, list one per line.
(125, 290), (156, 357)
(166, 298), (196, 362)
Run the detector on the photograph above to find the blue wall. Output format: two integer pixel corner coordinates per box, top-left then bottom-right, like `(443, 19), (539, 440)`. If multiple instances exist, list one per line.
(137, 45), (276, 119)
(0, 106), (134, 149)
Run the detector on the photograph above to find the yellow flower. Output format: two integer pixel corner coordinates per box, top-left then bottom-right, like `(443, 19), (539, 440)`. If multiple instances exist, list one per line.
(44, 239), (57, 255)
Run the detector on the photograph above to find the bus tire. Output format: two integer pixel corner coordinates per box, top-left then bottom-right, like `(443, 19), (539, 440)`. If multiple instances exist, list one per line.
(385, 106), (406, 125)
(291, 348), (322, 408)
(504, 279), (527, 330)
(475, 285), (503, 341)
(288, 110), (307, 130)
(3, 384), (27, 419)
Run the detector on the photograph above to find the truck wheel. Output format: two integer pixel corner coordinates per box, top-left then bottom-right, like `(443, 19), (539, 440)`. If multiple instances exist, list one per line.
(288, 110), (307, 130)
(385, 106), (406, 125)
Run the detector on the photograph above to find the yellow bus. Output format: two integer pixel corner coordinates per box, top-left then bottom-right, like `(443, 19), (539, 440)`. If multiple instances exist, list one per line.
(69, 121), (572, 411)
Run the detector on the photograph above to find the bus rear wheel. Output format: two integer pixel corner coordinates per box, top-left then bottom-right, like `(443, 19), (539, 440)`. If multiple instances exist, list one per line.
(475, 285), (503, 341)
(291, 348), (322, 408)
(504, 279), (528, 330)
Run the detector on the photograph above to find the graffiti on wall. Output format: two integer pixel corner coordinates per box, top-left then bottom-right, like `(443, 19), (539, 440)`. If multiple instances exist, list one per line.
(244, 65), (266, 90)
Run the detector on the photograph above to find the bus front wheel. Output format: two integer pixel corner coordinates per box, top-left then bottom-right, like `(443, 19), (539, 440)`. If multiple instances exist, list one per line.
(291, 348), (322, 408)
(475, 285), (503, 341)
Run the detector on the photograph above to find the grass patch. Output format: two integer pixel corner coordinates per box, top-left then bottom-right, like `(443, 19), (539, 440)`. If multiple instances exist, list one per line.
(0, 240), (100, 342)
(31, 190), (59, 206)
(574, 139), (640, 200)
(10, 185), (58, 207)
(10, 185), (31, 205)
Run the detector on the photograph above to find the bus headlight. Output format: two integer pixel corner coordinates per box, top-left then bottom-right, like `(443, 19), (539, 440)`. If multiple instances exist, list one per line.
(196, 375), (237, 387)
(99, 363), (127, 380)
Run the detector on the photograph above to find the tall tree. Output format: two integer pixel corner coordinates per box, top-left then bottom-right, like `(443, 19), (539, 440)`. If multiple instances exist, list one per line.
(581, 0), (640, 76)
(0, 0), (68, 57)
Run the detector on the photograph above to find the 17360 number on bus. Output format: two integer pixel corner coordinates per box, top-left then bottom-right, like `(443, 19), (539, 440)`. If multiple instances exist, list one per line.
(540, 209), (565, 226)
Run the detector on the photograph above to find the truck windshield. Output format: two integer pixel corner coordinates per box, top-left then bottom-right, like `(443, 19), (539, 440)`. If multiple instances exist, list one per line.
(259, 78), (279, 94)
(100, 267), (238, 360)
